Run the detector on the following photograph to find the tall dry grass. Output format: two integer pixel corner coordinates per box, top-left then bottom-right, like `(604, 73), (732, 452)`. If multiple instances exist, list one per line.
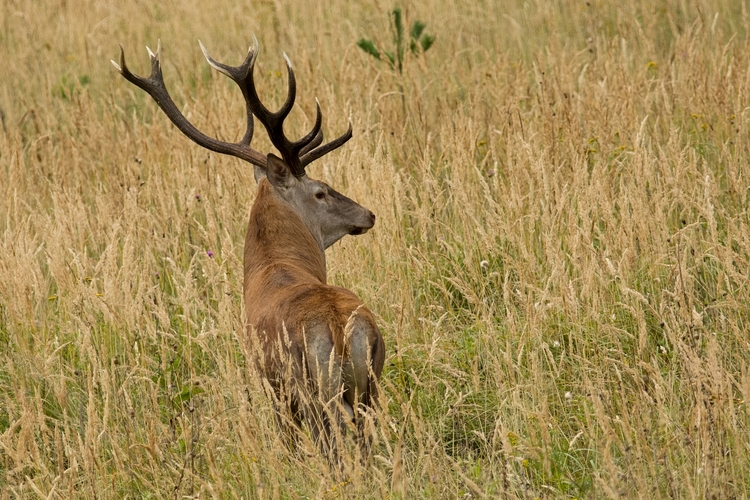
(1, 0), (750, 497)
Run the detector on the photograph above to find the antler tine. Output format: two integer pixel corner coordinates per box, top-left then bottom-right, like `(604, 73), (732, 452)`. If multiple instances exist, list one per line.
(296, 99), (323, 156)
(114, 41), (267, 168)
(299, 127), (324, 158)
(278, 53), (297, 122)
(299, 120), (353, 168)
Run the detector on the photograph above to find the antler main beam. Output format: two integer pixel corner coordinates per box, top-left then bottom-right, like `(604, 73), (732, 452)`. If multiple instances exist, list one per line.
(112, 40), (267, 168)
(113, 39), (353, 177)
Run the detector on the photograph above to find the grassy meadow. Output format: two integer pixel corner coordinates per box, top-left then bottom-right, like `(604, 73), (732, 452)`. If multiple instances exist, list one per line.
(2, 0), (750, 497)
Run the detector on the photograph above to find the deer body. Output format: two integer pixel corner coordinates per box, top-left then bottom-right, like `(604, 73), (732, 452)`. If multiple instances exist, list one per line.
(115, 39), (385, 460)
(244, 175), (384, 450)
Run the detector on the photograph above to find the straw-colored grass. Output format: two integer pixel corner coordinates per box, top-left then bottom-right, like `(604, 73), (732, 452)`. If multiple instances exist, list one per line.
(2, 0), (750, 497)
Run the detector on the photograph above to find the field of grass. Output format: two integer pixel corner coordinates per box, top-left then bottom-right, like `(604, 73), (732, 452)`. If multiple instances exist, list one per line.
(2, 0), (750, 497)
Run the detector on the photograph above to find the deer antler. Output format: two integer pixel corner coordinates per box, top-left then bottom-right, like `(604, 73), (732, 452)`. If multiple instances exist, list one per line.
(113, 38), (353, 177)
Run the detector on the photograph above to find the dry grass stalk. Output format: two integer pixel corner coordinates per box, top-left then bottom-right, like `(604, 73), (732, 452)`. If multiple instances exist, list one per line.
(1, 0), (749, 497)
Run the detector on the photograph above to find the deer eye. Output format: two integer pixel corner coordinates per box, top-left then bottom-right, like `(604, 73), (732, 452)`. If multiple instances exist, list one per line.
(315, 191), (326, 200)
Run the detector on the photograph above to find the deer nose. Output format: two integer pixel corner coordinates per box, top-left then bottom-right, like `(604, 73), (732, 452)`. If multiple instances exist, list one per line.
(368, 211), (376, 225)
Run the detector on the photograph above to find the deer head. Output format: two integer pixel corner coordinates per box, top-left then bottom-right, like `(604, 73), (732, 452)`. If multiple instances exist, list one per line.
(112, 38), (375, 251)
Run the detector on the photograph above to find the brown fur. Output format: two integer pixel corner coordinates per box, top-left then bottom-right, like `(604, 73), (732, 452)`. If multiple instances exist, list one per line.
(243, 179), (385, 455)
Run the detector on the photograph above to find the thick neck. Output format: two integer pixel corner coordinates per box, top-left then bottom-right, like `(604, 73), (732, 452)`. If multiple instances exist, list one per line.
(244, 179), (327, 284)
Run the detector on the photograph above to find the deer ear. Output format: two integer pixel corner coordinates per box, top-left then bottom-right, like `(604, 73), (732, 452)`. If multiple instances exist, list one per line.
(253, 164), (267, 183)
(265, 153), (293, 188)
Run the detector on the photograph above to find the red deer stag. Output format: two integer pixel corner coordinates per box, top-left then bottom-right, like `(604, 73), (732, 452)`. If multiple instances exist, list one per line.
(113, 39), (385, 460)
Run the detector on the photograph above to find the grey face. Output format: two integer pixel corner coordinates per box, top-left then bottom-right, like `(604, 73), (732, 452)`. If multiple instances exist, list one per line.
(255, 154), (376, 250)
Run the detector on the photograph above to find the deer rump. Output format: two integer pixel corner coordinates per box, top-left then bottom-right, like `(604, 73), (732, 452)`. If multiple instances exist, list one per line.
(248, 281), (384, 442)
